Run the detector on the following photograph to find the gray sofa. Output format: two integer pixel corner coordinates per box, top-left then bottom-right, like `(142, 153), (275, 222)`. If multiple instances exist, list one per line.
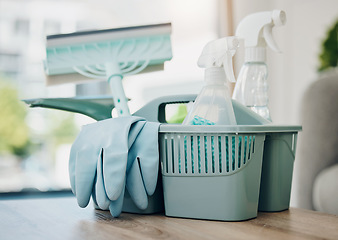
(293, 70), (338, 214)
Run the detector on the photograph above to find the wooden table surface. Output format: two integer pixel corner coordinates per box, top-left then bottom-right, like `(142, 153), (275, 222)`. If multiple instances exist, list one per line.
(1, 196), (338, 240)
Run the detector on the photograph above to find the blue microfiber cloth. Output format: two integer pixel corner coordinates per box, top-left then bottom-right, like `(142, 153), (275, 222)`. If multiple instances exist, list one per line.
(181, 115), (249, 173)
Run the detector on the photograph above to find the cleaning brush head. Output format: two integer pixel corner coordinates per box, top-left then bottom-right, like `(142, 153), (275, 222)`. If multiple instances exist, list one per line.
(44, 23), (172, 85)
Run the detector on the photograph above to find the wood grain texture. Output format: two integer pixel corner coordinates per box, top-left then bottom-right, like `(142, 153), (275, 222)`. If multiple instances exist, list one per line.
(1, 197), (338, 240)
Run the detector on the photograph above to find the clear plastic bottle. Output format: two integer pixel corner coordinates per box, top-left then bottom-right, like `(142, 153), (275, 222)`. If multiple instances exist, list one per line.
(183, 67), (237, 125)
(182, 37), (239, 126)
(233, 61), (270, 120)
(232, 10), (286, 121)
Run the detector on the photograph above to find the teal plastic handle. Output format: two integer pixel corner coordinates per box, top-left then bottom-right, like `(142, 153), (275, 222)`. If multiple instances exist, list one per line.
(133, 94), (197, 122)
(23, 94), (198, 122)
(23, 96), (115, 121)
(23, 94), (272, 125)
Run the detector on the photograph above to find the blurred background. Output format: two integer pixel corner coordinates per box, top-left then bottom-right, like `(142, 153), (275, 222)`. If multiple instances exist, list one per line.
(0, 0), (337, 208)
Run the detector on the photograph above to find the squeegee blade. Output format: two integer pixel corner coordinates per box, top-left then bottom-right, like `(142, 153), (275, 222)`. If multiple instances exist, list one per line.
(46, 23), (171, 47)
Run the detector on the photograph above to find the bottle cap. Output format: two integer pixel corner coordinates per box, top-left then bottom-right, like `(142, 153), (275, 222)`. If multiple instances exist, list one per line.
(245, 47), (266, 62)
(205, 67), (226, 84)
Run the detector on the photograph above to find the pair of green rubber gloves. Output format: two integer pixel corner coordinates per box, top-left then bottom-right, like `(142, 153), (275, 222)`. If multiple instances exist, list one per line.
(69, 116), (160, 217)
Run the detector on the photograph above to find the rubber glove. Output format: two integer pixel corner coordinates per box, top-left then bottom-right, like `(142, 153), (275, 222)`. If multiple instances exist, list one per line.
(127, 121), (160, 197)
(69, 116), (144, 208)
(69, 116), (160, 217)
(94, 120), (160, 216)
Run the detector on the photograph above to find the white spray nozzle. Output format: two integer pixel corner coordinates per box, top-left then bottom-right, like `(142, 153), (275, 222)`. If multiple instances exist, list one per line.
(197, 37), (240, 82)
(272, 10), (287, 27)
(236, 10), (286, 61)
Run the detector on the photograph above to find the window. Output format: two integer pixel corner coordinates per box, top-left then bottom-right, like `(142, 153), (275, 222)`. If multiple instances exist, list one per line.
(0, 0), (223, 194)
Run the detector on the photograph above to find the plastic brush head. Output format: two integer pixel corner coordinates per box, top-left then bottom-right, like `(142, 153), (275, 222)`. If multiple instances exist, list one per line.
(44, 23), (173, 86)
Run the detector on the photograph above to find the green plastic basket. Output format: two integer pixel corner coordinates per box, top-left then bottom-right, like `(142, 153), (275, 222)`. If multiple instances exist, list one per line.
(24, 94), (301, 216)
(258, 131), (299, 212)
(158, 125), (266, 221)
(141, 95), (301, 214)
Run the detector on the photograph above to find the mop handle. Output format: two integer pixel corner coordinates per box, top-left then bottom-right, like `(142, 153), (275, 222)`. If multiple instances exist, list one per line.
(106, 62), (131, 117)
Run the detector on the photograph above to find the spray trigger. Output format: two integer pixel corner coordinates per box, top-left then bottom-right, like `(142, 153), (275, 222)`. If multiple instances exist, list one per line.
(223, 54), (236, 82)
(263, 9), (287, 53)
(263, 25), (281, 53)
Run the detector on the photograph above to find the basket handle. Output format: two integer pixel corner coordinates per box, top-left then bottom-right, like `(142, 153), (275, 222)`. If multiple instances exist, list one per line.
(132, 94), (197, 123)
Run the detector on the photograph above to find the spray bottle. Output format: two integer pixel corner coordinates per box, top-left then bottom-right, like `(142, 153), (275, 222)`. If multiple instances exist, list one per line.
(183, 37), (239, 125)
(232, 10), (286, 121)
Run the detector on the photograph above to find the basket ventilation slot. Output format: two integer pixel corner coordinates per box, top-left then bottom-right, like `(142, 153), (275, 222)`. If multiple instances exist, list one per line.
(161, 134), (256, 176)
